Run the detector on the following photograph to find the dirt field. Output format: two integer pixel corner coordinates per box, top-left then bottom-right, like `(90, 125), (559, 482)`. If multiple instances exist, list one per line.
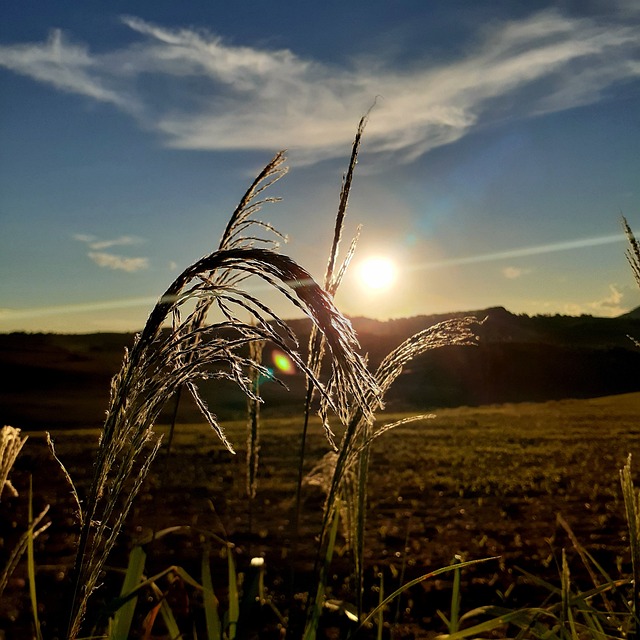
(2, 392), (639, 638)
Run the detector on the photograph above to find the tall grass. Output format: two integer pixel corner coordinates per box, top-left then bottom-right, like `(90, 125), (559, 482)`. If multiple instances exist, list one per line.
(0, 426), (51, 603)
(303, 315), (480, 630)
(65, 146), (382, 638)
(58, 116), (482, 637)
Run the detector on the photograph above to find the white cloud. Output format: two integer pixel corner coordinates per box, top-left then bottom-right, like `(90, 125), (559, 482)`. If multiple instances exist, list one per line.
(74, 233), (145, 249)
(531, 282), (640, 317)
(585, 283), (625, 316)
(74, 234), (148, 271)
(87, 251), (149, 272)
(1, 9), (638, 164)
(502, 266), (531, 279)
(563, 284), (640, 317)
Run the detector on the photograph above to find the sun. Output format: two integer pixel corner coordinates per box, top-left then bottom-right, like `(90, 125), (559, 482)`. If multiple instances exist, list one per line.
(357, 256), (397, 291)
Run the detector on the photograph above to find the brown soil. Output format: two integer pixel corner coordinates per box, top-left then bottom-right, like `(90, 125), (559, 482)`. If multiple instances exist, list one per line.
(1, 394), (638, 638)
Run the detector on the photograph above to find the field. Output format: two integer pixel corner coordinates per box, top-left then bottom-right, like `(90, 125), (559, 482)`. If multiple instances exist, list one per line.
(3, 391), (639, 638)
(2, 159), (639, 637)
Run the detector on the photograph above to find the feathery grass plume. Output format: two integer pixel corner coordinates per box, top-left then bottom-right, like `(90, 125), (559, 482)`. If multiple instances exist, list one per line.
(623, 217), (640, 349)
(305, 112), (371, 448)
(68, 155), (380, 638)
(166, 153), (288, 449)
(0, 425), (27, 500)
(623, 216), (640, 288)
(312, 316), (480, 621)
(0, 427), (50, 602)
(291, 114), (368, 602)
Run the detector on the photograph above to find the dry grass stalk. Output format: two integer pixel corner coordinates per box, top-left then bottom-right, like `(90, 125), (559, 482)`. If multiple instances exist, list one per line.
(323, 316), (480, 523)
(246, 337), (264, 501)
(46, 433), (83, 526)
(0, 425), (27, 500)
(623, 216), (640, 288)
(0, 426), (51, 600)
(67, 152), (380, 638)
(311, 316), (480, 618)
(315, 113), (371, 447)
(0, 505), (50, 600)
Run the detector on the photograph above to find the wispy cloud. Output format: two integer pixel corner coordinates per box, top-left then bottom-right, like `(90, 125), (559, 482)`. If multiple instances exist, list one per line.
(73, 233), (145, 250)
(87, 251), (149, 272)
(585, 283), (627, 316)
(1, 8), (638, 163)
(546, 283), (639, 317)
(502, 266), (531, 279)
(0, 29), (138, 112)
(74, 234), (148, 271)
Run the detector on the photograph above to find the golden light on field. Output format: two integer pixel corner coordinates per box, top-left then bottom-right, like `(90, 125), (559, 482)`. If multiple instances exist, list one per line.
(356, 256), (397, 291)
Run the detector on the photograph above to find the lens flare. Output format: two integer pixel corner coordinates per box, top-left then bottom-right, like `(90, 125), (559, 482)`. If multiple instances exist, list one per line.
(271, 349), (296, 375)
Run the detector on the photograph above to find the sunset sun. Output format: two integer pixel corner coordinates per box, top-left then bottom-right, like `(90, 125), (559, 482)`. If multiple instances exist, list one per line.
(357, 256), (397, 291)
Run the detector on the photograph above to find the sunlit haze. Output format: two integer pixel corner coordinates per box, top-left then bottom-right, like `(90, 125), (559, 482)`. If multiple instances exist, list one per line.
(357, 257), (398, 291)
(1, 1), (639, 333)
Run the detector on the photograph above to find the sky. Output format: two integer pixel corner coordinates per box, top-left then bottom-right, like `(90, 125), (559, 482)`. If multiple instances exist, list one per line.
(1, 0), (639, 333)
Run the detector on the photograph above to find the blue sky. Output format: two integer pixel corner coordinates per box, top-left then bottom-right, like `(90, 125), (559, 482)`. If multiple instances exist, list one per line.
(1, 0), (639, 333)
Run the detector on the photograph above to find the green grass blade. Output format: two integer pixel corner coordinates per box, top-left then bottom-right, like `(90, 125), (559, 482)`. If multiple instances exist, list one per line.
(104, 564), (205, 619)
(358, 557), (497, 632)
(376, 571), (384, 640)
(227, 545), (239, 640)
(437, 610), (451, 628)
(27, 476), (43, 640)
(515, 565), (562, 595)
(303, 499), (342, 640)
(438, 607), (553, 639)
(355, 427), (371, 621)
(450, 556), (462, 634)
(147, 580), (182, 639)
(201, 550), (222, 640)
(159, 598), (182, 639)
(110, 545), (147, 640)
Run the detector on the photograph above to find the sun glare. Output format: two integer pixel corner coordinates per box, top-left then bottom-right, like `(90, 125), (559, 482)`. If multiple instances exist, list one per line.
(357, 256), (397, 291)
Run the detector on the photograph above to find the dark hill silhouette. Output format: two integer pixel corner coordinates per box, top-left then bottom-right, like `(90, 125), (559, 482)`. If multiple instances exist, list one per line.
(1, 307), (639, 429)
(621, 305), (640, 319)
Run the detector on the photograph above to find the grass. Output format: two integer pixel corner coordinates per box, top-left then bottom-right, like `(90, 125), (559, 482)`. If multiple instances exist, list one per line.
(1, 125), (638, 638)
(3, 394), (639, 637)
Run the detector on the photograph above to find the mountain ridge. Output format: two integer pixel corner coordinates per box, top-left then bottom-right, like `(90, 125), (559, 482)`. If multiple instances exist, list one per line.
(1, 306), (639, 430)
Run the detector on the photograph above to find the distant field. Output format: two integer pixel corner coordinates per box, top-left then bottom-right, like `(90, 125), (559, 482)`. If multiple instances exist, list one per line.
(3, 392), (639, 634)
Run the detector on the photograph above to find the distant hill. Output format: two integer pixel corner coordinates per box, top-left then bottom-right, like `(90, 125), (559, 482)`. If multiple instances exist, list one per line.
(620, 305), (640, 319)
(1, 307), (639, 430)
(346, 307), (640, 410)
